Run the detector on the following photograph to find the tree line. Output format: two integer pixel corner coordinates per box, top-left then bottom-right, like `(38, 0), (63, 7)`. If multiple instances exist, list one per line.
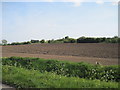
(1, 36), (119, 45)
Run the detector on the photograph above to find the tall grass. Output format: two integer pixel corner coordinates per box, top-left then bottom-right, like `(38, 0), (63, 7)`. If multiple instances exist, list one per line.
(3, 65), (118, 88)
(2, 57), (119, 82)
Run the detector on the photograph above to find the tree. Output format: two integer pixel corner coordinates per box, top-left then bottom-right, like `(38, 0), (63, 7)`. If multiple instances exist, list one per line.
(2, 39), (7, 45)
(77, 36), (86, 43)
(65, 36), (69, 39)
(113, 36), (118, 38)
(31, 40), (39, 43)
(48, 40), (51, 43)
(64, 38), (76, 43)
(40, 39), (45, 43)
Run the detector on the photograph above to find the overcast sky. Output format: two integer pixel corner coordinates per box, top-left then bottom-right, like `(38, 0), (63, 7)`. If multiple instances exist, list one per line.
(2, 1), (118, 43)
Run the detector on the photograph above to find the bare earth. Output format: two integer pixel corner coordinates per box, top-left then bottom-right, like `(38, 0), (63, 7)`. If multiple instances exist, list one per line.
(2, 43), (118, 65)
(0, 83), (15, 89)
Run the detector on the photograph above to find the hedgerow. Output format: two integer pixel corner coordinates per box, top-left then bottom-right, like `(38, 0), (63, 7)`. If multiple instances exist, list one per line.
(2, 57), (119, 82)
(2, 65), (118, 88)
(2, 36), (119, 46)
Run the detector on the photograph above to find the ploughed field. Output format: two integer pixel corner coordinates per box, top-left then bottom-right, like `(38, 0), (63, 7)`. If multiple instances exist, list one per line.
(2, 43), (118, 65)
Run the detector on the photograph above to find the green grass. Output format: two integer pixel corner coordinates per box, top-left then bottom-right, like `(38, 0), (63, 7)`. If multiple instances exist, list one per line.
(2, 65), (119, 88)
(2, 57), (119, 82)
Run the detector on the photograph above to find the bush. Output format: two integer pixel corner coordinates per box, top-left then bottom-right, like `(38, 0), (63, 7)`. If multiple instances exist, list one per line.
(64, 38), (76, 43)
(4, 36), (119, 46)
(31, 40), (39, 43)
(40, 39), (45, 43)
(77, 36), (119, 43)
(2, 57), (119, 82)
(3, 65), (118, 88)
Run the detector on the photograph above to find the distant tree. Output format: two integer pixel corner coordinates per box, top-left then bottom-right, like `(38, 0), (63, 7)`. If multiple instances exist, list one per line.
(77, 37), (103, 43)
(65, 36), (69, 39)
(22, 41), (31, 44)
(77, 36), (86, 43)
(105, 38), (111, 43)
(64, 38), (76, 43)
(96, 38), (101, 43)
(47, 39), (55, 43)
(48, 40), (51, 43)
(69, 38), (76, 43)
(40, 39), (45, 43)
(55, 38), (64, 43)
(113, 36), (118, 38)
(31, 40), (39, 43)
(118, 38), (120, 43)
(2, 39), (7, 45)
(110, 37), (118, 43)
(101, 37), (106, 42)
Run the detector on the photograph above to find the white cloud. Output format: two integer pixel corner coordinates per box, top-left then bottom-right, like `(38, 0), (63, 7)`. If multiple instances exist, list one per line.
(74, 2), (82, 7)
(74, 0), (83, 7)
(2, 0), (119, 7)
(61, 0), (83, 7)
(47, 0), (54, 2)
(112, 1), (118, 6)
(96, 0), (104, 4)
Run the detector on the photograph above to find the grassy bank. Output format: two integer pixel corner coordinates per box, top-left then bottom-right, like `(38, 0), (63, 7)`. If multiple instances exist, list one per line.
(3, 65), (118, 88)
(2, 57), (119, 82)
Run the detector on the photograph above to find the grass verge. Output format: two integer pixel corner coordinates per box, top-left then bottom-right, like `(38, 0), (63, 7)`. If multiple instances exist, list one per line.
(2, 65), (119, 88)
(2, 57), (119, 82)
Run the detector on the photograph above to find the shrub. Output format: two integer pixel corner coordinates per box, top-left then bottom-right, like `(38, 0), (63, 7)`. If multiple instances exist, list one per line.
(2, 57), (119, 82)
(3, 65), (118, 88)
(40, 39), (45, 43)
(31, 40), (39, 43)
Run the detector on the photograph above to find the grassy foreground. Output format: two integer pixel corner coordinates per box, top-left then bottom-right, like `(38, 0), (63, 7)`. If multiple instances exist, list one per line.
(3, 65), (118, 88)
(2, 57), (119, 82)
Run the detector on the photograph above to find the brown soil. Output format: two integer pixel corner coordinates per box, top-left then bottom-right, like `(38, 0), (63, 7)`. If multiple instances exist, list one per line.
(1, 43), (118, 65)
(0, 82), (15, 89)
